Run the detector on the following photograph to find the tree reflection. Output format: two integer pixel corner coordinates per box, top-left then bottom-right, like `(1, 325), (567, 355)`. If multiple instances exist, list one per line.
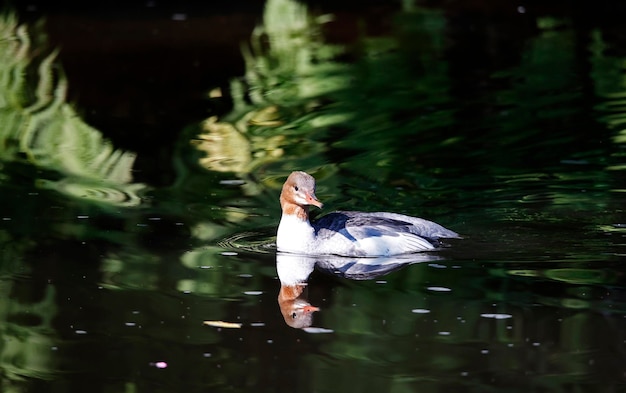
(0, 12), (145, 208)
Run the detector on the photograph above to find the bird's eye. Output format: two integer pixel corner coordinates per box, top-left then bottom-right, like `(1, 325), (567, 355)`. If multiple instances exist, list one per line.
(291, 312), (297, 319)
(294, 186), (299, 192)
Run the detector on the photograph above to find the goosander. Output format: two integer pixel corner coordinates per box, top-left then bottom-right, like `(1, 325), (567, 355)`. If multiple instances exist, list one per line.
(277, 171), (460, 257)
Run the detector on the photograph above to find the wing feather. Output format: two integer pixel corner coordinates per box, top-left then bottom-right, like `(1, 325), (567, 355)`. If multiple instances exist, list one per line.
(312, 211), (444, 255)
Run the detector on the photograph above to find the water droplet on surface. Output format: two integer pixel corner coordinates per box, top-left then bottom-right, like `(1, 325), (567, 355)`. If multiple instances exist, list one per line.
(219, 179), (246, 186)
(426, 286), (452, 292)
(303, 327), (334, 334)
(480, 313), (513, 320)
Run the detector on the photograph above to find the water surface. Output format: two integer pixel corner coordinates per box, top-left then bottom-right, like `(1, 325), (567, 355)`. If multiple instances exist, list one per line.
(1, 0), (626, 392)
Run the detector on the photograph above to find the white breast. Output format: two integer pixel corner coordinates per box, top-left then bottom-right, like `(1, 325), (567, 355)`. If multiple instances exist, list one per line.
(276, 214), (316, 254)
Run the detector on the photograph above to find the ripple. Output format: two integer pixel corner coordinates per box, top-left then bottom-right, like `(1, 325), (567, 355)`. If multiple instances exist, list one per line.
(544, 268), (612, 285)
(598, 224), (626, 233)
(217, 231), (276, 254)
(37, 178), (145, 207)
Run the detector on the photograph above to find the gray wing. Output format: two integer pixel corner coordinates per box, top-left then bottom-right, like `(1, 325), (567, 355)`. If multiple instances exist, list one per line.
(312, 212), (444, 254)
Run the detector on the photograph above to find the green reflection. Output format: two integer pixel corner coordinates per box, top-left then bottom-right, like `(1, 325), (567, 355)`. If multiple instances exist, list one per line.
(0, 11), (152, 390)
(1, 0), (626, 391)
(0, 281), (58, 385)
(545, 268), (613, 285)
(192, 0), (341, 183)
(0, 12), (145, 207)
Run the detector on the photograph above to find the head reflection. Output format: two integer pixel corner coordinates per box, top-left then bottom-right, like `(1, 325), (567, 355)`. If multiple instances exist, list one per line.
(276, 252), (443, 329)
(276, 254), (318, 328)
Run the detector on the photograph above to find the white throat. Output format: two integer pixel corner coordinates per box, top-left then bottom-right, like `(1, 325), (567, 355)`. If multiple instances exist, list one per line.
(276, 213), (316, 254)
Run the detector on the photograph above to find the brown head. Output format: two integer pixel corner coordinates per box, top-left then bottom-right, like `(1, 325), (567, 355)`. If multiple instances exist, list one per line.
(279, 171), (323, 219)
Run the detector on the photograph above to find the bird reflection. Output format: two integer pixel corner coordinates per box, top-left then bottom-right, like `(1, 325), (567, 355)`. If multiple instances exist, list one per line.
(276, 254), (318, 328)
(276, 252), (443, 328)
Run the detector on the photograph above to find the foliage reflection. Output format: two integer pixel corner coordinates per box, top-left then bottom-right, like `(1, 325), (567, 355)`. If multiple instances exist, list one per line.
(2, 0), (626, 391)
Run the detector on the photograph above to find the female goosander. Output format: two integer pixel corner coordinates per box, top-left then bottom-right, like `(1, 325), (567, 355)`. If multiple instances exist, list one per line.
(277, 171), (460, 257)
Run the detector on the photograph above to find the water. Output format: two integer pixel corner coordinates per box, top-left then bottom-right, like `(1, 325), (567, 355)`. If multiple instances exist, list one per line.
(2, 0), (626, 391)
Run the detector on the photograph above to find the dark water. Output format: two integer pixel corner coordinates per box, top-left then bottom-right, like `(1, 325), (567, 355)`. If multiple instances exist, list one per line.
(2, 0), (626, 391)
